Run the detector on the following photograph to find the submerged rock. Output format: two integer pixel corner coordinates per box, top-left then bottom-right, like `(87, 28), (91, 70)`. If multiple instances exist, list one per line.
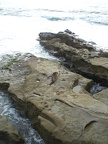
(0, 53), (108, 144)
(0, 115), (24, 144)
(39, 30), (108, 86)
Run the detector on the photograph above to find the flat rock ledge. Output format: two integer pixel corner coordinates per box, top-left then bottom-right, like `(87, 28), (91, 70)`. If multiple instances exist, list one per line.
(0, 115), (24, 144)
(0, 53), (108, 144)
(39, 30), (108, 86)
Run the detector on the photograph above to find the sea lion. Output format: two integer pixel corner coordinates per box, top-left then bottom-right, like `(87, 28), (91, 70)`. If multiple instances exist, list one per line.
(49, 72), (58, 85)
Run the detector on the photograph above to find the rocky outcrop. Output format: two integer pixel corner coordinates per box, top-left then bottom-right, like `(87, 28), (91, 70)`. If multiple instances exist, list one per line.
(0, 115), (24, 144)
(0, 53), (108, 144)
(39, 30), (108, 86)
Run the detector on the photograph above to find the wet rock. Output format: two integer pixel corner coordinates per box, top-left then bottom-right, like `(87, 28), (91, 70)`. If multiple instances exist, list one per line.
(39, 31), (96, 51)
(0, 53), (108, 144)
(0, 83), (10, 91)
(90, 82), (107, 94)
(0, 115), (24, 144)
(39, 30), (108, 86)
(39, 32), (56, 40)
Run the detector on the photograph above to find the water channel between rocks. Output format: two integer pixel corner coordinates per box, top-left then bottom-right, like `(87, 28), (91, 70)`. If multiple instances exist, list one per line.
(0, 91), (45, 144)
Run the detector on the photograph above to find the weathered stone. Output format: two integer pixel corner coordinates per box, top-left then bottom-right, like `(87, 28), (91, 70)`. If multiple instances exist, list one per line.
(39, 30), (108, 86)
(0, 116), (24, 144)
(0, 53), (108, 144)
(93, 88), (108, 105)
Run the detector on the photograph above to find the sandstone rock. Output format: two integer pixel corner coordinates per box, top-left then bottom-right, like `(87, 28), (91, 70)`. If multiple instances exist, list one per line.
(0, 115), (24, 144)
(0, 53), (108, 144)
(39, 30), (108, 86)
(93, 88), (108, 105)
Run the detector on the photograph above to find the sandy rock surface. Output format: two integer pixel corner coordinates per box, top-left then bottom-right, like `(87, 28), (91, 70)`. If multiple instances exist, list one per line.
(0, 53), (108, 144)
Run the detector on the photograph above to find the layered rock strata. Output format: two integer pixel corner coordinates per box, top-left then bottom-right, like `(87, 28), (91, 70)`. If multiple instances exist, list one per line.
(39, 30), (108, 86)
(0, 53), (108, 144)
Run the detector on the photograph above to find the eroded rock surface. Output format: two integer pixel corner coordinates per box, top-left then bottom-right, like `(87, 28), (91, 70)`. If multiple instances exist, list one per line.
(0, 115), (24, 144)
(93, 88), (108, 105)
(0, 53), (108, 144)
(39, 30), (108, 86)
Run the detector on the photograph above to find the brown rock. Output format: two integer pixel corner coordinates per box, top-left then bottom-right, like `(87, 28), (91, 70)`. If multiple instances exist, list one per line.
(39, 30), (108, 86)
(0, 116), (24, 144)
(93, 88), (108, 105)
(0, 53), (108, 144)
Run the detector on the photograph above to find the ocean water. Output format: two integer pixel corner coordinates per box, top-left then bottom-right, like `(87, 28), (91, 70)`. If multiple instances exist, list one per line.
(0, 92), (45, 144)
(0, 0), (108, 58)
(0, 1), (108, 143)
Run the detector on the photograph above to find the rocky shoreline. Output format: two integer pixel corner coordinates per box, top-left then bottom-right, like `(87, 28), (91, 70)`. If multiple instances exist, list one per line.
(0, 30), (108, 144)
(39, 30), (108, 86)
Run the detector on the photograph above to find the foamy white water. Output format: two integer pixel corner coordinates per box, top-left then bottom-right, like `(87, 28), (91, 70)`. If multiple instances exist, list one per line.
(0, 0), (108, 58)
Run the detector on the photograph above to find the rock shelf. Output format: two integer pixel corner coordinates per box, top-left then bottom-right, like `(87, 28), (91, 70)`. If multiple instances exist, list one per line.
(39, 30), (108, 86)
(0, 51), (108, 144)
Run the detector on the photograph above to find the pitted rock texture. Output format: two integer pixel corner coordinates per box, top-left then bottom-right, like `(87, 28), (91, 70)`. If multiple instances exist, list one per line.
(0, 53), (108, 144)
